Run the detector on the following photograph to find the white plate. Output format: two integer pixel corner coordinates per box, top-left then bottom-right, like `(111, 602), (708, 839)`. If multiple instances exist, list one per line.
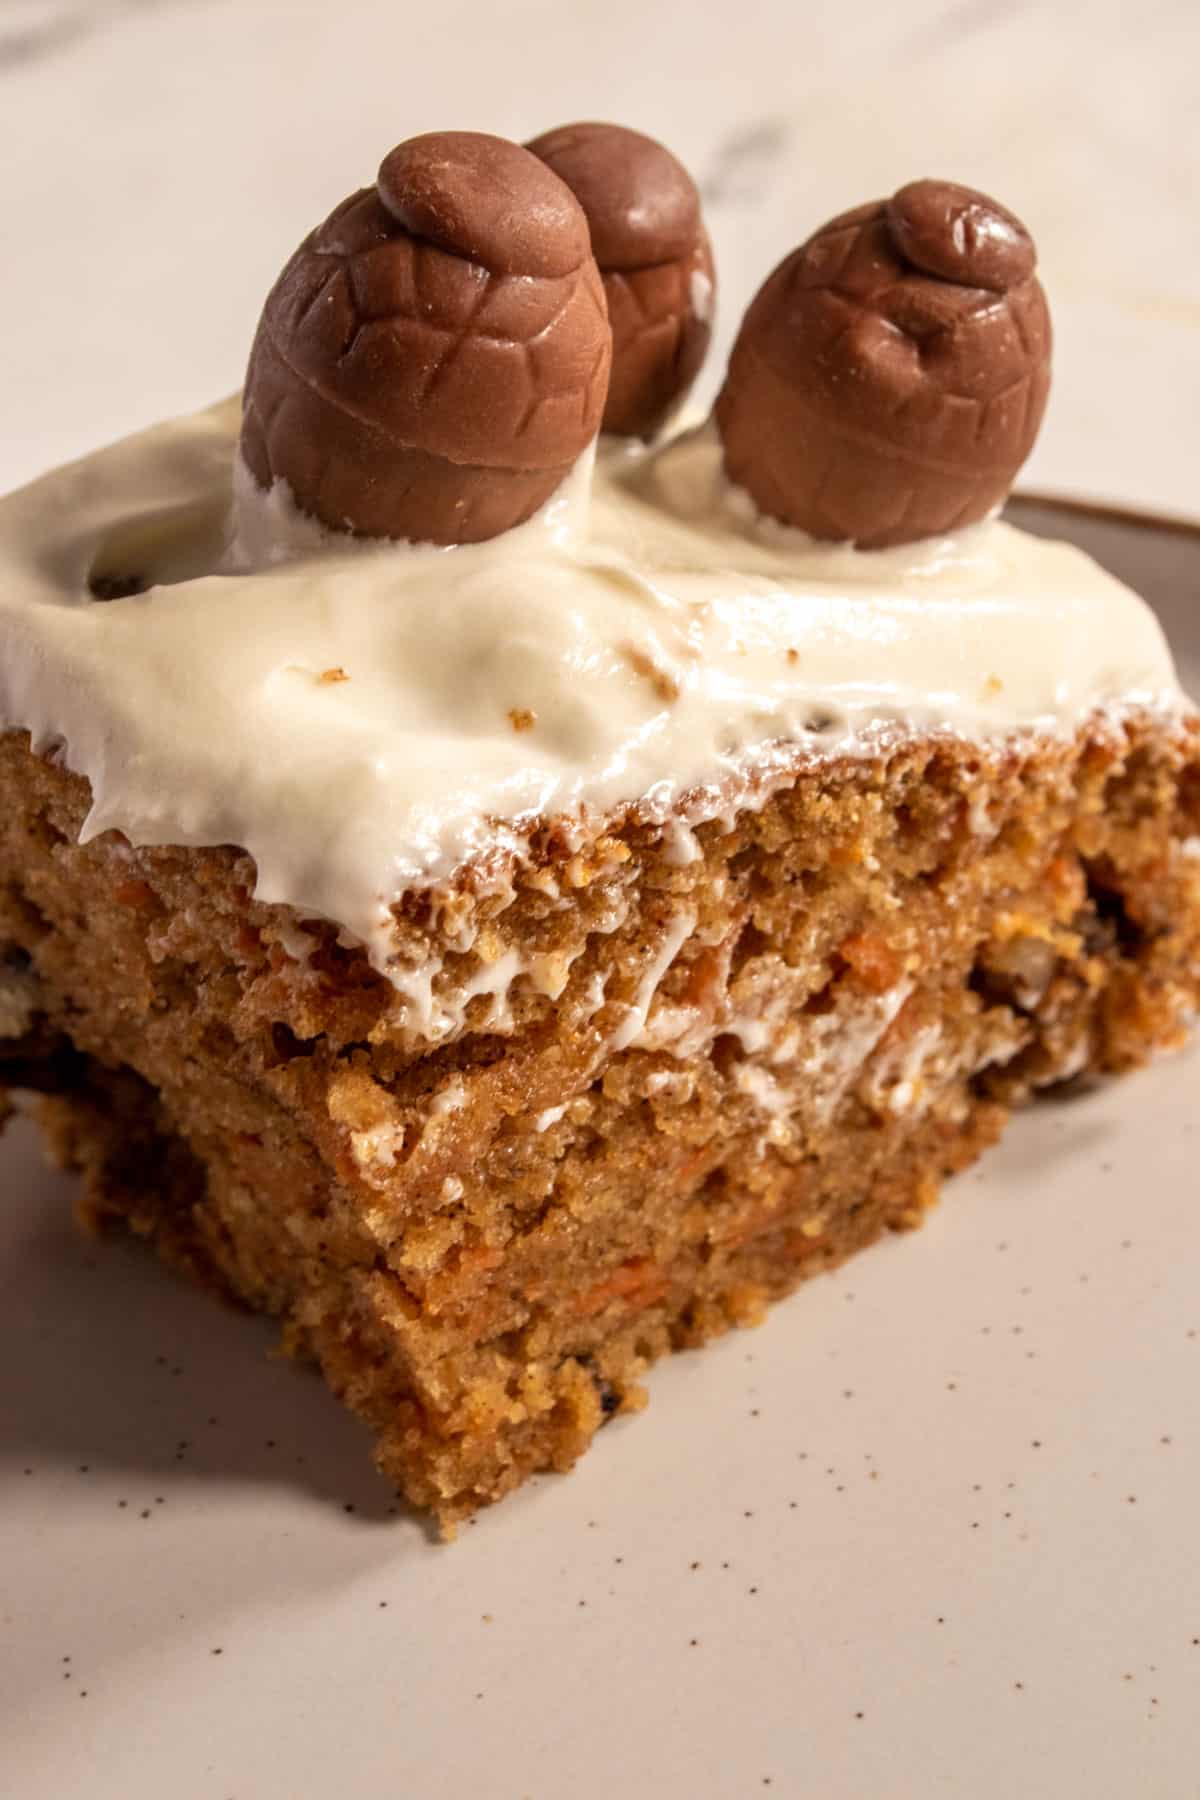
(3, 506), (1199, 1798)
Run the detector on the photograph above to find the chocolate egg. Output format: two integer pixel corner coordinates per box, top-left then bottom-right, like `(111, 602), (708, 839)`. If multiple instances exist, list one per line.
(715, 179), (1051, 548)
(528, 122), (714, 439)
(241, 131), (612, 545)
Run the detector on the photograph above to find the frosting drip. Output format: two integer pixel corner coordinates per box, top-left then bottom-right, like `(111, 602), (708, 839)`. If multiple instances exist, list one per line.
(0, 399), (1184, 969)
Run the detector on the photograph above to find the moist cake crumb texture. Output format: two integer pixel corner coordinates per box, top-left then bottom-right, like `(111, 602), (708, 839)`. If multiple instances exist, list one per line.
(4, 712), (1198, 1527)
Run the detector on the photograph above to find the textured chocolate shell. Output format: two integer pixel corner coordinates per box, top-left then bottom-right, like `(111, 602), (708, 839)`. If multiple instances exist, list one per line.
(715, 179), (1051, 548)
(528, 122), (714, 439)
(241, 131), (612, 545)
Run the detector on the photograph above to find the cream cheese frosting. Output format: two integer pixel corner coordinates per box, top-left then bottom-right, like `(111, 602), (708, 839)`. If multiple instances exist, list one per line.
(0, 398), (1185, 972)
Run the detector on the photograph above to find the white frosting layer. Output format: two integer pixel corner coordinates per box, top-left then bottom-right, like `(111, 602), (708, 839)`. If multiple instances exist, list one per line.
(0, 398), (1184, 970)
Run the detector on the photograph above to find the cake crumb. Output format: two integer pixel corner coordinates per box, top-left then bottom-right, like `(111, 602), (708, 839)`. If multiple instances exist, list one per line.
(3, 701), (1197, 1535)
(618, 641), (680, 703)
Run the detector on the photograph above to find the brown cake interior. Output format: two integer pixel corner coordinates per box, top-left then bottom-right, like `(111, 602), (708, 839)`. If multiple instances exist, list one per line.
(3, 710), (1199, 1529)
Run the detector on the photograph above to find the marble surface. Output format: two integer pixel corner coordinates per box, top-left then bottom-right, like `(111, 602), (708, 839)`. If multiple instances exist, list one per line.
(1, 0), (1198, 517)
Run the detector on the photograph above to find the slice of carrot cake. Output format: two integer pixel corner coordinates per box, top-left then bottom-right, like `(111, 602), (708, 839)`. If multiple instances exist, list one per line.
(2, 130), (1197, 1529)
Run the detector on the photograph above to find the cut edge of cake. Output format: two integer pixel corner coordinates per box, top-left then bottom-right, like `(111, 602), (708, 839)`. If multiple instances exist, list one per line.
(3, 700), (1198, 1530)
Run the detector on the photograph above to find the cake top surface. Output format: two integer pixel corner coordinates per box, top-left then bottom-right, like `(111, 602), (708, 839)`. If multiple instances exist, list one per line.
(0, 396), (1183, 969)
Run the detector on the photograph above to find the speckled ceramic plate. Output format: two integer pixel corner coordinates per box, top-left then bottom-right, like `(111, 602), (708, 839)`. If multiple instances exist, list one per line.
(3, 504), (1198, 1800)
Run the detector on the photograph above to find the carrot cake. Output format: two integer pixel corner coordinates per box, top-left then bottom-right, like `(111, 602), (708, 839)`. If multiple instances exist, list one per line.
(2, 130), (1197, 1530)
